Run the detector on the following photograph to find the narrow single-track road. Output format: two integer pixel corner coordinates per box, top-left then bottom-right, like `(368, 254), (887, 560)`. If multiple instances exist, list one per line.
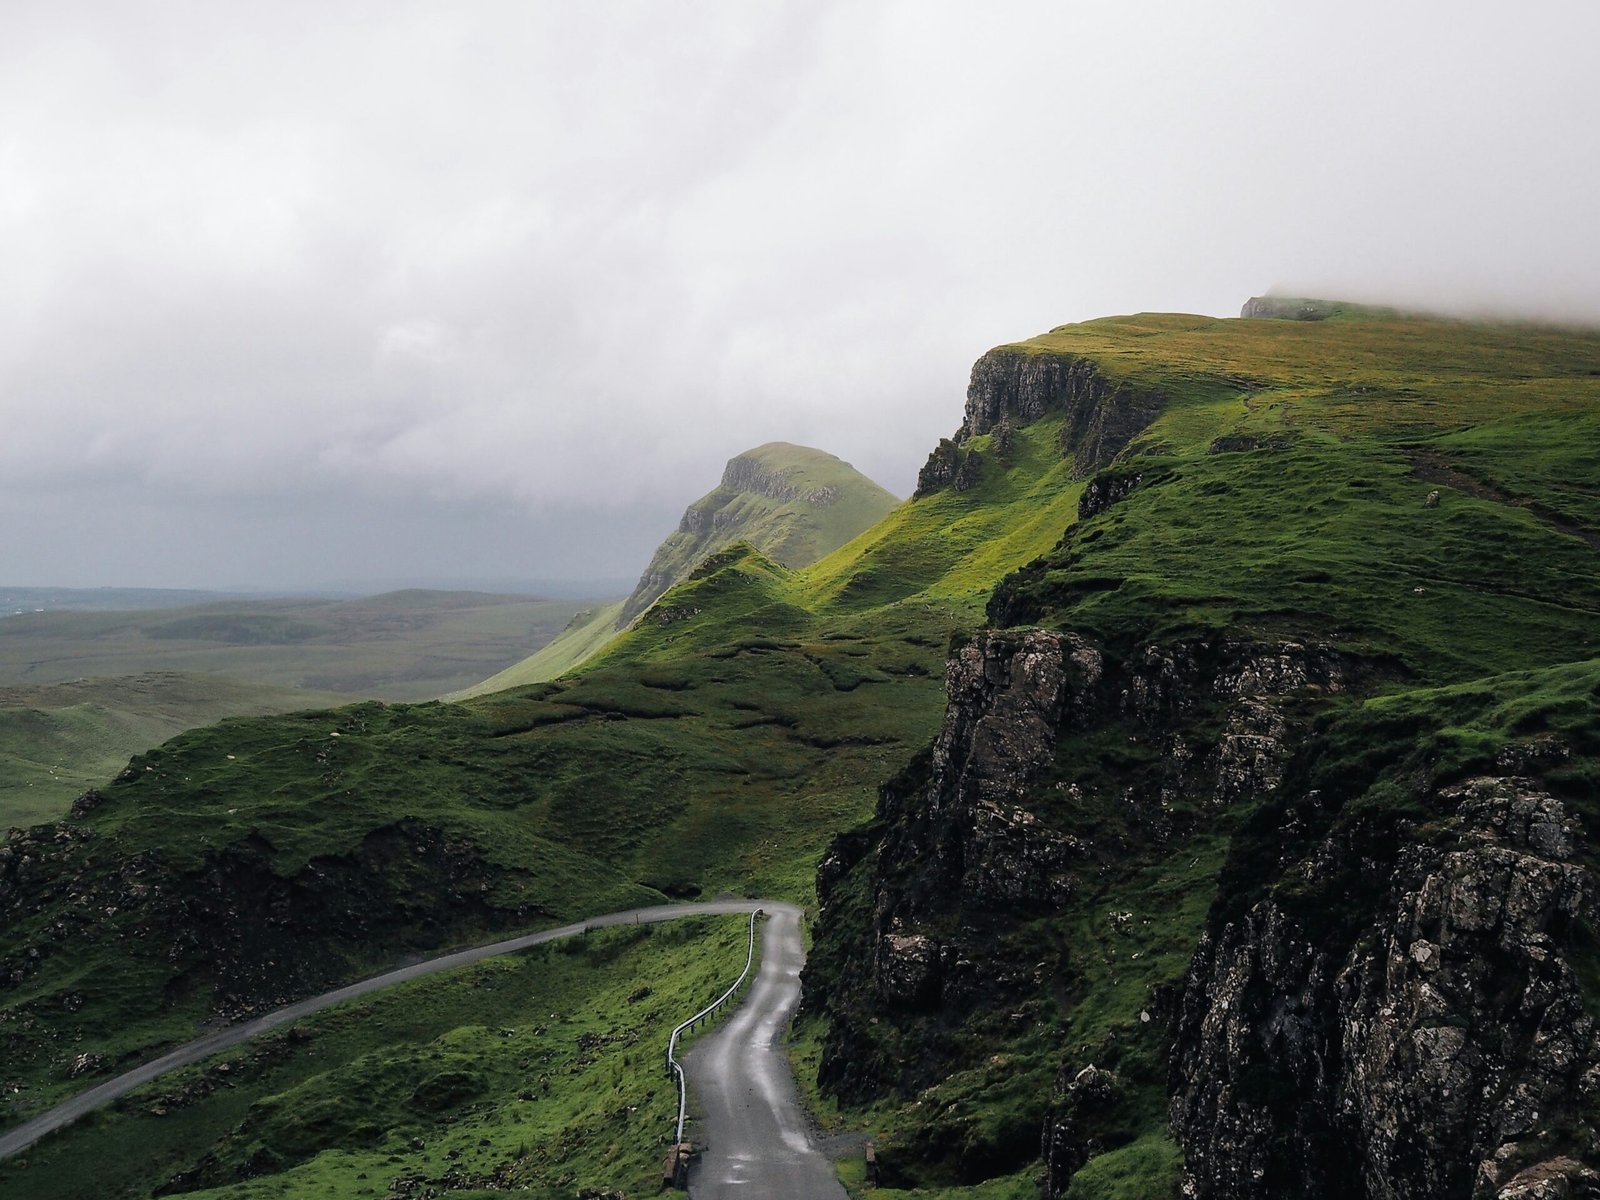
(0, 899), (777, 1162)
(683, 904), (847, 1198)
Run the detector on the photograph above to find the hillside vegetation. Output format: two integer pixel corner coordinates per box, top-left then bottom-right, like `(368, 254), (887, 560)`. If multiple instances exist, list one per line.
(7, 914), (756, 1200)
(4, 301), (1600, 1198)
(805, 303), (1600, 1198)
(455, 601), (625, 697)
(0, 674), (352, 830)
(460, 442), (899, 695)
(618, 441), (900, 628)
(0, 590), (598, 828)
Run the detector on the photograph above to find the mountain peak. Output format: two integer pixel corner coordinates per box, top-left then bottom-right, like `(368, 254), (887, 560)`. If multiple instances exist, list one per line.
(617, 443), (896, 628)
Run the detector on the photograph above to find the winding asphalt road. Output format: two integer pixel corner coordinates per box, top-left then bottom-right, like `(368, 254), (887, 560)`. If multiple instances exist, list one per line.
(683, 904), (847, 1199)
(0, 898), (787, 1163)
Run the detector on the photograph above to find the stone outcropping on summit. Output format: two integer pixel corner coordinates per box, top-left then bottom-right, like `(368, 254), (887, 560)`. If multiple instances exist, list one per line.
(914, 347), (1164, 497)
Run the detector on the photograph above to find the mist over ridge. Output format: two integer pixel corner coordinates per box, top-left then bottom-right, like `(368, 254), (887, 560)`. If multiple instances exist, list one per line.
(4, 1), (1598, 589)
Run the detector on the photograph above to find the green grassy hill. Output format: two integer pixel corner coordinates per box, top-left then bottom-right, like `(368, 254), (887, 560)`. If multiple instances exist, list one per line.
(0, 674), (354, 830)
(455, 600), (625, 697)
(457, 442), (899, 695)
(3, 301), (1599, 1198)
(804, 303), (1600, 1197)
(0, 590), (598, 829)
(617, 441), (900, 628)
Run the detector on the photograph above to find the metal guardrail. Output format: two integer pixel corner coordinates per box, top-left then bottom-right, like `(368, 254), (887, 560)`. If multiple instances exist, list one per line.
(665, 908), (762, 1145)
(1, 900), (779, 1166)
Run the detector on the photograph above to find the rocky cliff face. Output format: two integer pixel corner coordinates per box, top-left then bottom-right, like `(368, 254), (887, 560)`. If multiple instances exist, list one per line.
(914, 348), (1163, 497)
(806, 626), (1349, 1187)
(802, 320), (1600, 1196)
(1171, 773), (1600, 1200)
(808, 604), (1599, 1195)
(1240, 295), (1336, 320)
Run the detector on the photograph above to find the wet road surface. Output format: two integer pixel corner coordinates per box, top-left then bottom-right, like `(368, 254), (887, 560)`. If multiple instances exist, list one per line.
(682, 904), (847, 1199)
(0, 898), (775, 1162)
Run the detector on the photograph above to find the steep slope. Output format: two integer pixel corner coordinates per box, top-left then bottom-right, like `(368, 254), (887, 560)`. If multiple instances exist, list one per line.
(617, 442), (899, 628)
(804, 301), (1600, 1197)
(456, 600), (625, 697)
(4, 301), (1600, 1199)
(0, 432), (1036, 1197)
(457, 442), (898, 694)
(0, 337), (1117, 1199)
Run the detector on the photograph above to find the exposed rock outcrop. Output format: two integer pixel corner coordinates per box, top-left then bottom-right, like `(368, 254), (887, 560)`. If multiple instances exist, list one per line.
(808, 632), (1346, 1127)
(811, 580), (1600, 1200)
(915, 439), (963, 496)
(0, 815), (540, 1078)
(1241, 295), (1337, 321)
(719, 453), (798, 500)
(914, 348), (1164, 497)
(1042, 1065), (1124, 1189)
(1171, 776), (1600, 1200)
(1078, 471), (1144, 521)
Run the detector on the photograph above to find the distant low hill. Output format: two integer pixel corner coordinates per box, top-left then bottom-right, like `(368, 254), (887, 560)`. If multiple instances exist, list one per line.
(0, 587), (287, 615)
(0, 589), (594, 699)
(459, 442), (897, 695)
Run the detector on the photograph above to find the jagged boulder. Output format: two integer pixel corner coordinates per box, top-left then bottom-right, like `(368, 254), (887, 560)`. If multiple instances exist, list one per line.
(1078, 470), (1143, 520)
(1042, 1065), (1122, 1193)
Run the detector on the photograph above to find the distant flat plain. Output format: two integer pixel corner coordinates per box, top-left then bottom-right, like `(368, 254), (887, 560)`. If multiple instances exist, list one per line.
(0, 588), (608, 829)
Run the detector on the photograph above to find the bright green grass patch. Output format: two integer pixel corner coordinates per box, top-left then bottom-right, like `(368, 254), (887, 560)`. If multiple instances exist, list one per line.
(1062, 1133), (1183, 1199)
(0, 916), (756, 1200)
(991, 374), (1600, 682)
(837, 1162), (1044, 1200)
(455, 601), (626, 698)
(800, 416), (1084, 613)
(1434, 409), (1600, 527)
(1020, 309), (1600, 427)
(1295, 656), (1600, 810)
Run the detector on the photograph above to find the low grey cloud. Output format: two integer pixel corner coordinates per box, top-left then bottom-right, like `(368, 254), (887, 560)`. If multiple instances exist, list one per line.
(5, 1), (1599, 589)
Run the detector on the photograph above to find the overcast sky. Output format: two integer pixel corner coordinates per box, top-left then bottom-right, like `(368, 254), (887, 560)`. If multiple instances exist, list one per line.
(5, 1), (1599, 591)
